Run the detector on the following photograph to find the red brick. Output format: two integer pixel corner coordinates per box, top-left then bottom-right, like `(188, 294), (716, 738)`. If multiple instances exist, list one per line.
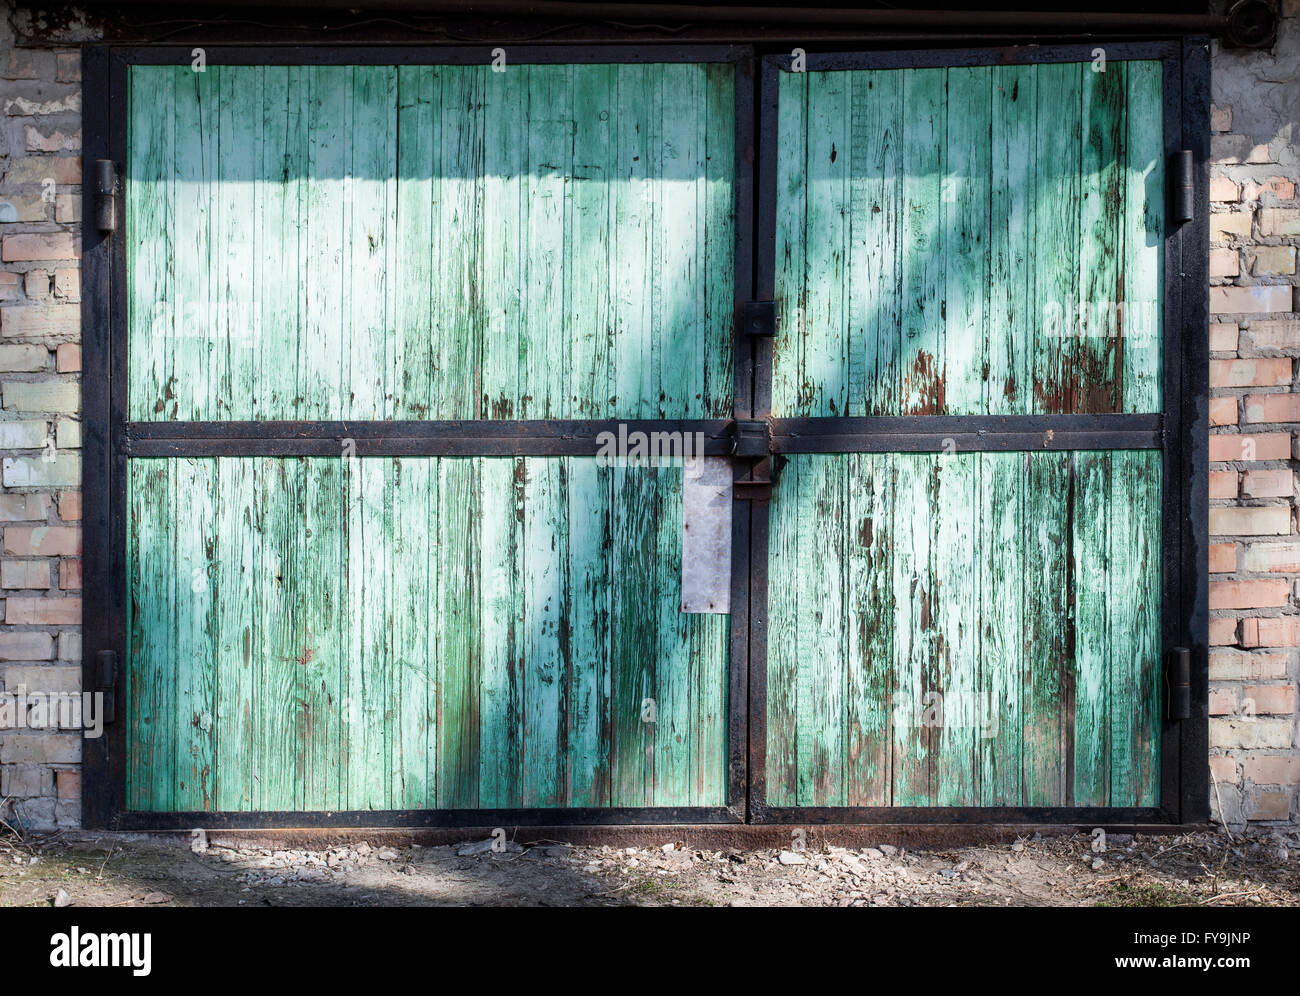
(1210, 687), (1238, 715)
(1244, 393), (1300, 423)
(1242, 541), (1300, 572)
(1209, 396), (1238, 426)
(1209, 756), (1237, 782)
(1210, 617), (1240, 645)
(0, 233), (78, 263)
(2, 526), (80, 557)
(1209, 543), (1238, 573)
(1243, 176), (1296, 201)
(1240, 615), (1300, 648)
(57, 492), (80, 522)
(1210, 176), (1239, 202)
(3, 597), (81, 625)
(1210, 322), (1239, 352)
(1207, 432), (1290, 461)
(1209, 470), (1239, 498)
(1244, 757), (1300, 784)
(1210, 247), (1240, 278)
(54, 768), (79, 800)
(1244, 684), (1296, 715)
(1249, 792), (1291, 820)
(1240, 469), (1292, 498)
(1245, 319), (1300, 350)
(57, 558), (80, 590)
(54, 343), (80, 373)
(1209, 579), (1291, 610)
(1211, 285), (1293, 315)
(1211, 358), (1291, 388)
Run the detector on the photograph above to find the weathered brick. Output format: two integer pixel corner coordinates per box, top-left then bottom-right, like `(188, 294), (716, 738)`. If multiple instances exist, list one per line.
(1244, 393), (1300, 423)
(56, 491), (79, 521)
(53, 193), (79, 225)
(1210, 650), (1290, 680)
(1211, 106), (1232, 132)
(0, 344), (49, 372)
(1, 560), (49, 589)
(1241, 615), (1300, 647)
(0, 419), (49, 449)
(57, 558), (79, 590)
(0, 303), (79, 337)
(1210, 211), (1252, 242)
(0, 663), (79, 693)
(56, 631), (79, 662)
(24, 125), (80, 154)
(0, 272), (19, 301)
(1209, 396), (1238, 426)
(2, 381), (78, 413)
(1249, 792), (1292, 820)
(1250, 245), (1297, 276)
(0, 764), (51, 797)
(0, 734), (79, 764)
(54, 342), (78, 371)
(1209, 506), (1291, 535)
(1244, 757), (1300, 784)
(1210, 247), (1240, 277)
(1210, 687), (1238, 715)
(0, 494), (47, 521)
(2, 453), (80, 488)
(1210, 718), (1294, 749)
(1242, 540), (1300, 572)
(1244, 684), (1297, 715)
(1210, 322), (1239, 352)
(0, 233), (78, 262)
(22, 269), (49, 299)
(1259, 207), (1300, 237)
(1210, 175), (1239, 201)
(1210, 755), (1238, 782)
(0, 155), (81, 186)
(1241, 468), (1294, 497)
(1207, 432), (1290, 461)
(2, 526), (79, 557)
(0, 630), (53, 661)
(1209, 543), (1237, 573)
(55, 53), (80, 83)
(54, 418), (78, 449)
(1210, 357), (1291, 387)
(1209, 579), (1291, 610)
(52, 268), (78, 301)
(1210, 285), (1293, 315)
(1243, 176), (1296, 201)
(55, 768), (79, 800)
(1210, 469), (1239, 498)
(3, 597), (80, 625)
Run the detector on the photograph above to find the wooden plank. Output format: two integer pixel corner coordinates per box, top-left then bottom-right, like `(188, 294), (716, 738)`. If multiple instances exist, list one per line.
(899, 69), (946, 415)
(652, 464), (694, 805)
(849, 69), (903, 417)
(1072, 450), (1112, 805)
(126, 67), (174, 422)
(1110, 449), (1162, 805)
(976, 451), (1024, 805)
(932, 453), (978, 806)
(125, 459), (175, 810)
(1123, 60), (1165, 414)
(435, 457), (480, 808)
(1032, 62), (1082, 414)
(765, 453), (800, 805)
(702, 61), (736, 418)
(212, 458), (255, 811)
(988, 64), (1036, 416)
(844, 451), (893, 805)
(481, 67), (523, 420)
(1076, 62), (1126, 413)
(1022, 451), (1071, 805)
(891, 453), (933, 804)
(389, 457), (433, 808)
(772, 70), (808, 418)
(394, 67), (438, 420)
(943, 67), (992, 414)
(565, 457), (611, 806)
(172, 457), (216, 810)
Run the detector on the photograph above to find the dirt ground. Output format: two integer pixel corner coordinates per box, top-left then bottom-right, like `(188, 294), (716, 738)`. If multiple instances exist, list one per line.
(1, 822), (1298, 907)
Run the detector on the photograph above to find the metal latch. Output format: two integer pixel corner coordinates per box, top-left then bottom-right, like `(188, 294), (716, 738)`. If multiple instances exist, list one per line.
(731, 419), (769, 458)
(732, 420), (772, 501)
(1165, 647), (1191, 720)
(743, 300), (776, 337)
(96, 649), (117, 724)
(1172, 150), (1194, 225)
(94, 159), (117, 233)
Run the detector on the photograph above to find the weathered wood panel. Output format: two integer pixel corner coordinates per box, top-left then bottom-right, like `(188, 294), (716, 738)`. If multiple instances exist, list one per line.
(125, 456), (728, 811)
(772, 60), (1164, 417)
(765, 450), (1162, 807)
(126, 63), (735, 422)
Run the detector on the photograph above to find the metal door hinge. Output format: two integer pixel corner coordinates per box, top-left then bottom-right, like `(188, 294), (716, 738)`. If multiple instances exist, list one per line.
(96, 649), (118, 724)
(743, 300), (776, 337)
(94, 159), (117, 233)
(731, 419), (769, 458)
(1172, 150), (1194, 226)
(1165, 647), (1191, 720)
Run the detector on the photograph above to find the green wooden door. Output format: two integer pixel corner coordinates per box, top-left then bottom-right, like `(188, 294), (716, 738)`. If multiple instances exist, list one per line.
(757, 52), (1168, 813)
(122, 56), (742, 816)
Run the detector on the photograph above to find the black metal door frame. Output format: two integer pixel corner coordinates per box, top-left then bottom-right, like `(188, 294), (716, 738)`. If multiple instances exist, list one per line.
(744, 39), (1210, 825)
(80, 43), (757, 829)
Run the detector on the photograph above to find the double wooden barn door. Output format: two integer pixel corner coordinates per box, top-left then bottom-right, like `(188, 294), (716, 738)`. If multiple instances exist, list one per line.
(81, 41), (1209, 828)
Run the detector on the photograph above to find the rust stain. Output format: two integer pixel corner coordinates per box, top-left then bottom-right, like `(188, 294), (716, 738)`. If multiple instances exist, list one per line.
(903, 350), (946, 415)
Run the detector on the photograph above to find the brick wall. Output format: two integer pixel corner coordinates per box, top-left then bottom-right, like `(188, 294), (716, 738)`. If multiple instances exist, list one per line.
(0, 2), (83, 829)
(1208, 7), (1300, 827)
(1, 3), (1298, 829)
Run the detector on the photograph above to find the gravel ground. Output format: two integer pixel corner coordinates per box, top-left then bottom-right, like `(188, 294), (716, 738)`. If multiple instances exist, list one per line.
(1, 824), (1297, 907)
